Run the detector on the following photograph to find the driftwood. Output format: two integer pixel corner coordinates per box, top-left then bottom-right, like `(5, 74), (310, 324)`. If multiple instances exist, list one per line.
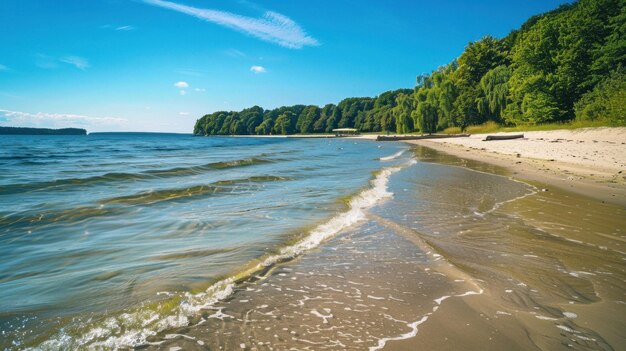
(483, 134), (524, 141)
(376, 134), (470, 141)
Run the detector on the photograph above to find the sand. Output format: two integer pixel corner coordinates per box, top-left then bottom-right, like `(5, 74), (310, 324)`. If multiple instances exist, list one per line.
(400, 128), (626, 206)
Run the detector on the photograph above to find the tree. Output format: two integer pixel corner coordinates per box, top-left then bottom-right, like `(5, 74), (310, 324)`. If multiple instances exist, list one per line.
(415, 90), (439, 133)
(393, 93), (414, 133)
(575, 69), (626, 125)
(477, 65), (511, 121)
(273, 112), (295, 134)
(296, 105), (320, 134)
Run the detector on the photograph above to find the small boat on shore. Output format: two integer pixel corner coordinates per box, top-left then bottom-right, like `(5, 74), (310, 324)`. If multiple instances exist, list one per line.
(483, 134), (524, 141)
(376, 134), (470, 141)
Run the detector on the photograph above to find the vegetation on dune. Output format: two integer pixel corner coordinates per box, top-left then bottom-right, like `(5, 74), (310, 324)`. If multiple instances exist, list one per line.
(194, 0), (625, 136)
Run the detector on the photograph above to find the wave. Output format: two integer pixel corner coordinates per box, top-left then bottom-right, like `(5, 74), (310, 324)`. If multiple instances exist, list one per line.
(0, 157), (273, 195)
(102, 175), (290, 206)
(0, 175), (291, 231)
(379, 150), (405, 161)
(27, 160), (414, 351)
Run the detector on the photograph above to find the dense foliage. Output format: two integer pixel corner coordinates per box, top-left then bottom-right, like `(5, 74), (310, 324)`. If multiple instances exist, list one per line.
(194, 0), (625, 135)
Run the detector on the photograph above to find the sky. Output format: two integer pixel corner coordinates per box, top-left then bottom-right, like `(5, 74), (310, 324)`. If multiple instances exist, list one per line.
(0, 0), (571, 133)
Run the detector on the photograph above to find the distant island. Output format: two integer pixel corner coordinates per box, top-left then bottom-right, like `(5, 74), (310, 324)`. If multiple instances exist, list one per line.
(194, 0), (624, 136)
(0, 126), (87, 135)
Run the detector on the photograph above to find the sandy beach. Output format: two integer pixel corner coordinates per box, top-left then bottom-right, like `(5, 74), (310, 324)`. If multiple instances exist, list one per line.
(398, 128), (626, 206)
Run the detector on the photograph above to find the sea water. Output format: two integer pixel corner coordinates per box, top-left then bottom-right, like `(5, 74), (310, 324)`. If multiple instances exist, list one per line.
(0, 133), (407, 349)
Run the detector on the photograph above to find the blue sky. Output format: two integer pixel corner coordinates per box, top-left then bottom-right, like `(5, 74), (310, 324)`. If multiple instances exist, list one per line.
(0, 0), (570, 132)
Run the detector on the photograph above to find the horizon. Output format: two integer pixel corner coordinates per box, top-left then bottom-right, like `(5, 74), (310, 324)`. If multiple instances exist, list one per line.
(1, 0), (571, 133)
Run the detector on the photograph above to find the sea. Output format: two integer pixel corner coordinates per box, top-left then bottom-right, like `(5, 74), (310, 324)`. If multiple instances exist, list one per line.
(2, 133), (624, 350)
(0, 133), (410, 349)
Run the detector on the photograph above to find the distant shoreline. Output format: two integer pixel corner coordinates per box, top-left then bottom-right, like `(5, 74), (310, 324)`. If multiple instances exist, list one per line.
(0, 126), (87, 135)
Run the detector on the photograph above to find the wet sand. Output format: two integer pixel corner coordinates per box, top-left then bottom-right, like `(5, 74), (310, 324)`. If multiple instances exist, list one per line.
(405, 128), (626, 206)
(145, 145), (626, 351)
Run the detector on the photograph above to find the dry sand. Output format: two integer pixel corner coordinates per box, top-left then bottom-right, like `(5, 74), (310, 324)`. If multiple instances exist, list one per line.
(400, 128), (626, 206)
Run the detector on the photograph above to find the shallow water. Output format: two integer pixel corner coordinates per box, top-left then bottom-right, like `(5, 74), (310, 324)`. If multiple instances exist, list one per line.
(0, 134), (405, 349)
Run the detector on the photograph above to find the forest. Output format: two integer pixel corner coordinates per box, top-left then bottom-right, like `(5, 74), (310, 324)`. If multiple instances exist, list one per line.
(194, 0), (625, 136)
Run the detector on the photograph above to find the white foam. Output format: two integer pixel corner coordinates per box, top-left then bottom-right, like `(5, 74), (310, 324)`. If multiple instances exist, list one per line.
(310, 309), (333, 324)
(456, 290), (483, 297)
(367, 295), (385, 300)
(260, 164), (404, 268)
(434, 296), (450, 305)
(369, 315), (429, 351)
(535, 315), (559, 321)
(379, 150), (405, 161)
(563, 312), (578, 319)
(370, 289), (484, 350)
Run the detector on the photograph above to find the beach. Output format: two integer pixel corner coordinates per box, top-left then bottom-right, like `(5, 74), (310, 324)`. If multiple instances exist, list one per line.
(403, 127), (626, 206)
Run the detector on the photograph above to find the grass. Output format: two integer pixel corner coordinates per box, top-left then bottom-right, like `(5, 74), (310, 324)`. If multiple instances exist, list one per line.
(442, 119), (621, 135)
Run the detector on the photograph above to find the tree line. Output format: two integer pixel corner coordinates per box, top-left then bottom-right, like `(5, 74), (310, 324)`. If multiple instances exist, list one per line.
(194, 0), (624, 136)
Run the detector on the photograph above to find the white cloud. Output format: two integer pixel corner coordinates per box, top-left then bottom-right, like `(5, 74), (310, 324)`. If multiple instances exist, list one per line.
(115, 25), (135, 31)
(250, 65), (266, 74)
(0, 109), (127, 129)
(60, 56), (90, 70)
(178, 111), (190, 116)
(143, 0), (319, 49)
(174, 81), (189, 88)
(179, 90), (187, 95)
(194, 88), (205, 92)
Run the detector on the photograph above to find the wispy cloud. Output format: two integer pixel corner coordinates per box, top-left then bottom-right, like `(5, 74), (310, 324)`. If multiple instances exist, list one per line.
(143, 0), (319, 49)
(60, 56), (90, 70)
(194, 88), (206, 92)
(0, 109), (127, 129)
(250, 65), (266, 74)
(178, 111), (190, 116)
(179, 90), (187, 95)
(0, 64), (7, 71)
(115, 25), (135, 31)
(174, 81), (189, 88)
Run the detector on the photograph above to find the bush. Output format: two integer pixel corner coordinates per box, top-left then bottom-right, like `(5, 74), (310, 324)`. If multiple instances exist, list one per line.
(442, 126), (462, 134)
(465, 121), (501, 134)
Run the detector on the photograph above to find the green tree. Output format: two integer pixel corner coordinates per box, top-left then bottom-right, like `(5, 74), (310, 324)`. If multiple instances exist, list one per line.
(477, 65), (511, 121)
(393, 93), (414, 133)
(273, 112), (296, 134)
(296, 105), (320, 134)
(575, 69), (626, 125)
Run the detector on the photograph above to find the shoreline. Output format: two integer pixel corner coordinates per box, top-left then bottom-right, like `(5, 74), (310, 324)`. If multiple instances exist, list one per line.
(398, 128), (626, 207)
(196, 128), (626, 205)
